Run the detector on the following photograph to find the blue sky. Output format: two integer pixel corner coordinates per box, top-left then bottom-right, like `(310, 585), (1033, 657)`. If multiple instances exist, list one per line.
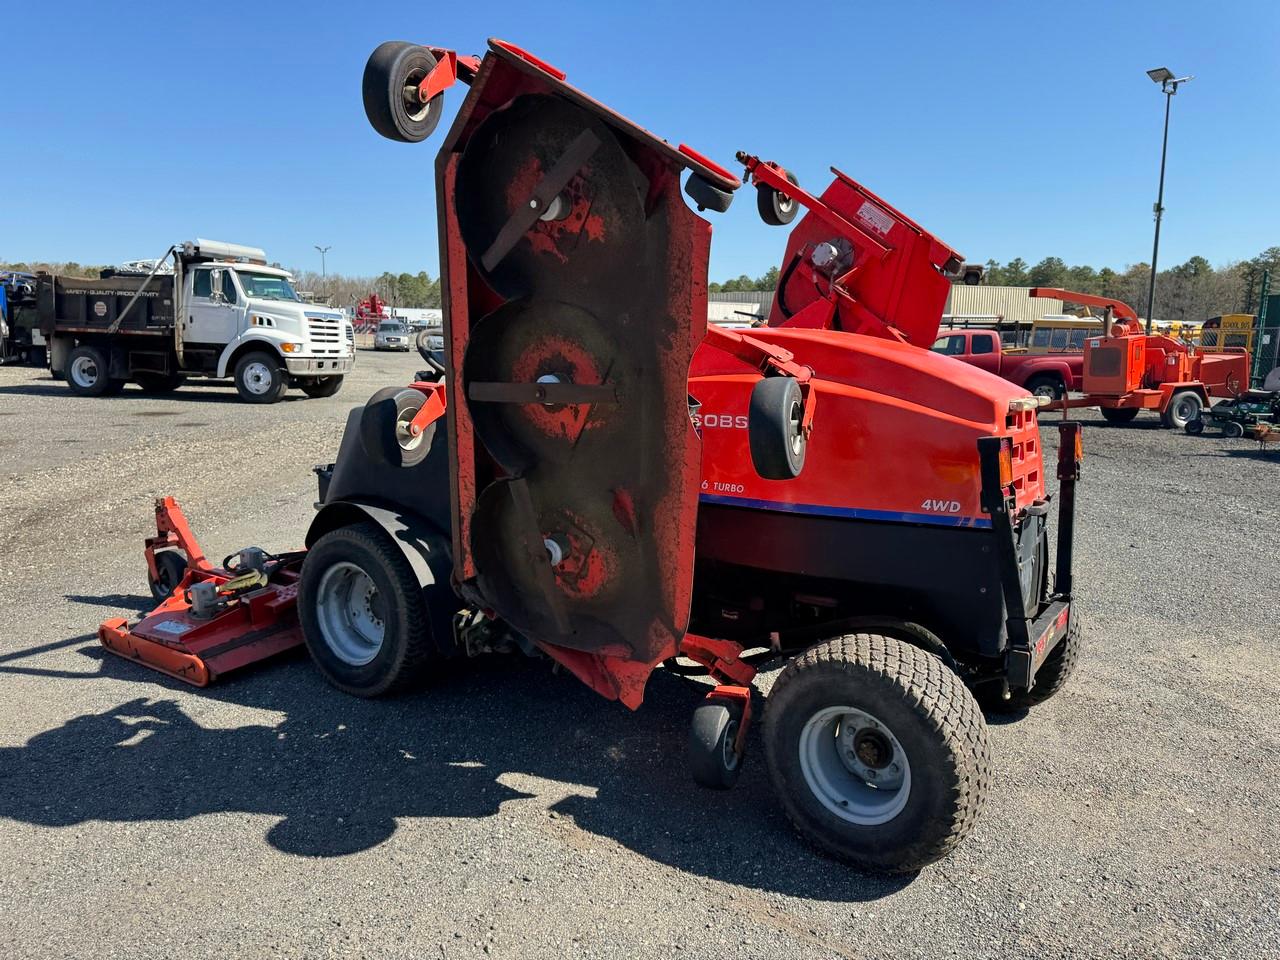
(4, 1), (1276, 281)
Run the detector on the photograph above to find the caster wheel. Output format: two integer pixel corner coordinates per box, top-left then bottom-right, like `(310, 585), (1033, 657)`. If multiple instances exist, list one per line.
(689, 695), (746, 790)
(149, 550), (189, 601)
(684, 172), (734, 214)
(748, 375), (806, 479)
(756, 170), (800, 226)
(360, 386), (432, 467)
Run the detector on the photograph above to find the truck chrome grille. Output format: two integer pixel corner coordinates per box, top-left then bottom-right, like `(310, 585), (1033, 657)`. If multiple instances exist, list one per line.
(307, 318), (344, 355)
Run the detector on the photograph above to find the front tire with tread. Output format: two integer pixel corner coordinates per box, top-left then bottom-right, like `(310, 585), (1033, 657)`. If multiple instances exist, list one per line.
(299, 522), (433, 697)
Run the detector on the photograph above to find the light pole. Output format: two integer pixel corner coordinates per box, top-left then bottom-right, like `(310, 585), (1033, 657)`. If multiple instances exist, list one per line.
(314, 244), (332, 299)
(1144, 67), (1193, 334)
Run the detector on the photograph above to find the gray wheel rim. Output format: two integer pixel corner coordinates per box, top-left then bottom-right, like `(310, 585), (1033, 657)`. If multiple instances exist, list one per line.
(394, 405), (426, 453)
(788, 399), (804, 457)
(242, 361), (274, 396)
(1033, 383), (1057, 399)
(798, 705), (912, 826)
(315, 560), (385, 666)
(401, 66), (432, 122)
(70, 355), (99, 389)
(1175, 396), (1197, 421)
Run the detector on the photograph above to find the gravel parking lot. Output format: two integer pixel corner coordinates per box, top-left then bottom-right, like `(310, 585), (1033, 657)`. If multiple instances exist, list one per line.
(0, 352), (1276, 960)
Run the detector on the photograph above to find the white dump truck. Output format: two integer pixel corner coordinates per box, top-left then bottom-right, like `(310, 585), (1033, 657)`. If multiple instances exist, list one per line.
(41, 239), (354, 402)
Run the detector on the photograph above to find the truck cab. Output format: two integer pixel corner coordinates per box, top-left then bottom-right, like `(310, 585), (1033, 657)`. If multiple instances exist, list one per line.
(933, 326), (1083, 401)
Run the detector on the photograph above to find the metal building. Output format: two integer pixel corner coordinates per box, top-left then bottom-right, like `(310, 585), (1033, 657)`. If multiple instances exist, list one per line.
(943, 285), (1063, 325)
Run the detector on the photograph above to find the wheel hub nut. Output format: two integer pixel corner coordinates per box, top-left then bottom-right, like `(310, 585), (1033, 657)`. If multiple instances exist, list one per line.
(854, 728), (893, 770)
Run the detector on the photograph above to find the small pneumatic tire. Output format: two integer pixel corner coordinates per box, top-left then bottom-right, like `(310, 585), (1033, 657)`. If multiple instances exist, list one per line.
(360, 386), (433, 468)
(684, 173), (734, 213)
(1223, 420), (1245, 438)
(363, 41), (444, 143)
(756, 170), (800, 226)
(1184, 418), (1205, 435)
(149, 550), (189, 601)
(983, 612), (1084, 712)
(689, 697), (745, 790)
(748, 375), (806, 480)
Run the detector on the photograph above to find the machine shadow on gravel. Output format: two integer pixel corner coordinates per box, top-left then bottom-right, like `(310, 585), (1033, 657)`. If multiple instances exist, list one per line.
(0, 641), (911, 902)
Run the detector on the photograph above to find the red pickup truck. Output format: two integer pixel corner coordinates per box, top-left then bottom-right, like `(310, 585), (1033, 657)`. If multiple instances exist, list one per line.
(932, 328), (1084, 400)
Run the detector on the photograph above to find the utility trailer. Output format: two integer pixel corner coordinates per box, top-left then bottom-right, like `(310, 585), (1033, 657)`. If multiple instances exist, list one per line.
(102, 37), (1085, 873)
(1037, 288), (1251, 429)
(41, 239), (354, 403)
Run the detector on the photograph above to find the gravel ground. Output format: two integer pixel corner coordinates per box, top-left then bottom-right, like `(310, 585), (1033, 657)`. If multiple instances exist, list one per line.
(0, 353), (1277, 960)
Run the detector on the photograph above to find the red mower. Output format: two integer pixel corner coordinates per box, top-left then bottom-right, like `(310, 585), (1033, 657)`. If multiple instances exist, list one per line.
(104, 37), (1084, 873)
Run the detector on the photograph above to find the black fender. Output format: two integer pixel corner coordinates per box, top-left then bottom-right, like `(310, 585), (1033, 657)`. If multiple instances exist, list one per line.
(305, 498), (460, 657)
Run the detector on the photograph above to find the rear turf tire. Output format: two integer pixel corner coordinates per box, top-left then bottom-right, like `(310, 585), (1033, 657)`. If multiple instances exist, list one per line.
(763, 634), (990, 873)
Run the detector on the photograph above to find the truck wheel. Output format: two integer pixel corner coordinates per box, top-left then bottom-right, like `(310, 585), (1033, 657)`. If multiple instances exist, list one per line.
(1100, 407), (1139, 425)
(360, 386), (433, 467)
(299, 376), (344, 399)
(299, 522), (433, 697)
(363, 41), (443, 143)
(748, 376), (806, 480)
(66, 344), (114, 397)
(763, 633), (990, 873)
(134, 372), (186, 394)
(233, 351), (287, 404)
(1162, 390), (1203, 430)
(1025, 375), (1064, 402)
(987, 613), (1084, 712)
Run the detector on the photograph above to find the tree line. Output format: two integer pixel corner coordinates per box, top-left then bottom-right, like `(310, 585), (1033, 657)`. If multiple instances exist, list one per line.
(708, 248), (1280, 322)
(1, 259), (445, 311)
